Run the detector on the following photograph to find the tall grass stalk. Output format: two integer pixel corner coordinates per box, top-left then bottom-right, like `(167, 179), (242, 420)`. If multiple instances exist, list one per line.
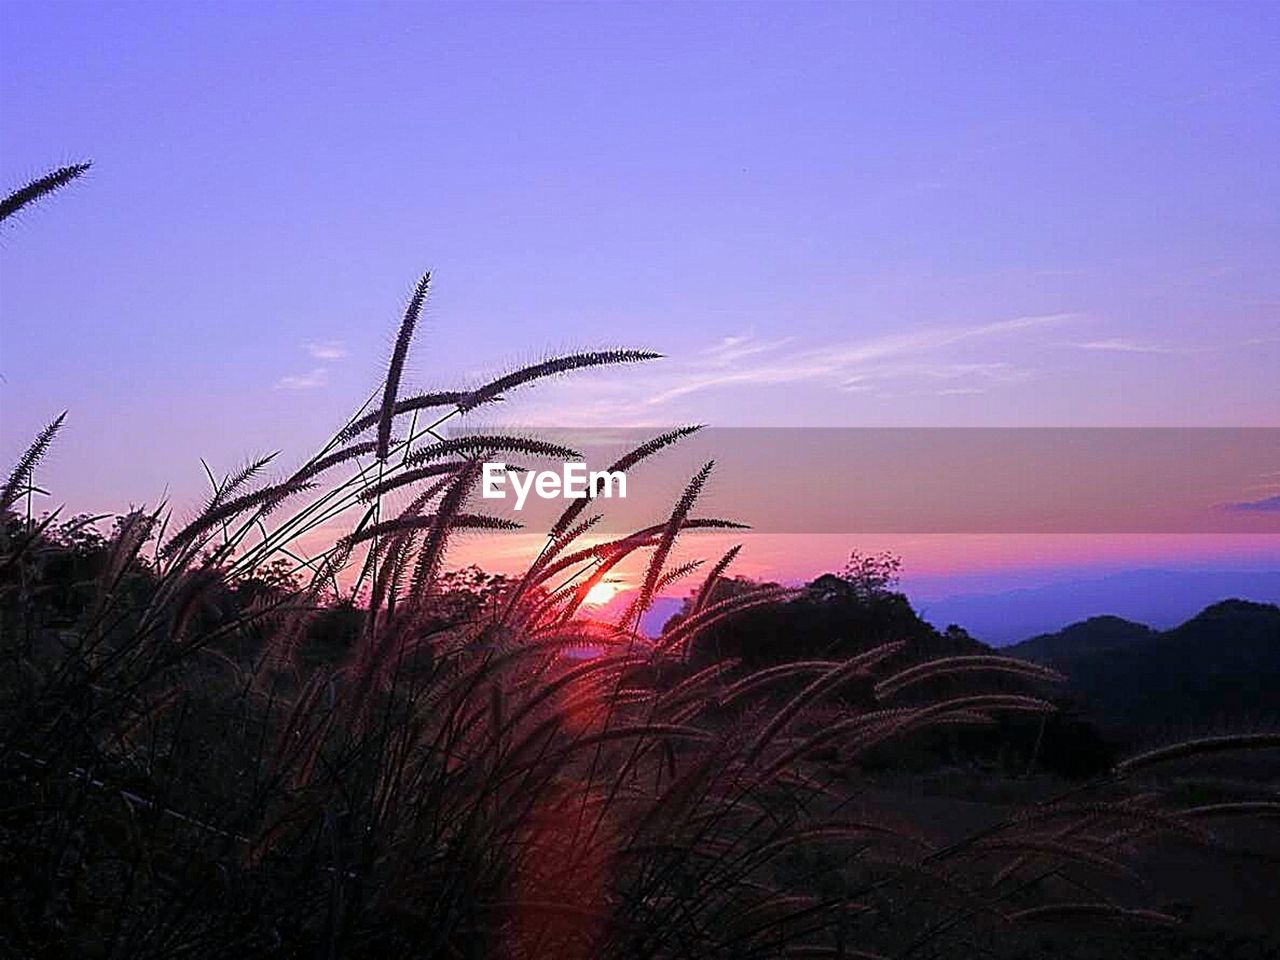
(3, 187), (1277, 957)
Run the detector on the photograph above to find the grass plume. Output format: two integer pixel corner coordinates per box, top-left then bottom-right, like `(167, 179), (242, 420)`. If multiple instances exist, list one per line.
(377, 271), (431, 461)
(1, 162), (90, 223)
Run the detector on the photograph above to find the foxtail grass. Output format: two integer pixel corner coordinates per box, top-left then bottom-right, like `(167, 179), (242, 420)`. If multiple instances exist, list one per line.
(4, 262), (1278, 959)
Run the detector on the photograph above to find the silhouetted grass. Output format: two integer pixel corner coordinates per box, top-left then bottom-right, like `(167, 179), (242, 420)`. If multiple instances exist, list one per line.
(2, 167), (1277, 959)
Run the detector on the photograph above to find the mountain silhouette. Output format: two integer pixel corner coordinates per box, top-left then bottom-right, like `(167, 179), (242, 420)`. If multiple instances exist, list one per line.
(917, 569), (1280, 645)
(684, 573), (1279, 757)
(1006, 599), (1280, 741)
(1006, 614), (1157, 663)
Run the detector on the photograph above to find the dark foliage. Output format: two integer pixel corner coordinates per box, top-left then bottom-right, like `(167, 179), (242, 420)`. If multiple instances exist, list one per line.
(1007, 601), (1280, 744)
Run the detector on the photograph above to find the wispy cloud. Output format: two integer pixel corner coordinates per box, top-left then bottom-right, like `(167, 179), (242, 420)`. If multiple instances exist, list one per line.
(703, 335), (795, 366)
(274, 368), (329, 390)
(274, 341), (347, 390)
(645, 313), (1072, 406)
(487, 311), (1075, 426)
(1066, 338), (1191, 354)
(307, 340), (348, 360)
(1223, 495), (1280, 513)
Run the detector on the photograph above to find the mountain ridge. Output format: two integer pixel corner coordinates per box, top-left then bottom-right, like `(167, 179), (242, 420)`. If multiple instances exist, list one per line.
(1006, 598), (1280, 740)
(916, 569), (1280, 645)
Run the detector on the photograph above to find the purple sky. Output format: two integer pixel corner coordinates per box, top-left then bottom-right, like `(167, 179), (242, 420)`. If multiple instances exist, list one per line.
(2, 1), (1278, 586)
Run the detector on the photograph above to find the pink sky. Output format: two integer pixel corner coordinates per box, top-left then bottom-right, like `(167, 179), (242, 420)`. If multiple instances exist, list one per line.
(444, 531), (1280, 601)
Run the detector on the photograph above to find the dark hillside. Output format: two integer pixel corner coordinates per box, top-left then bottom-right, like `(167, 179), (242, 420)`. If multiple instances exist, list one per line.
(686, 572), (989, 671)
(1007, 600), (1280, 741)
(683, 572), (1114, 776)
(1006, 614), (1156, 663)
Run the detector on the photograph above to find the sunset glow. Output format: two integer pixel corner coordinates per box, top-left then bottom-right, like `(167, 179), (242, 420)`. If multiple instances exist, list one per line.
(583, 581), (622, 606)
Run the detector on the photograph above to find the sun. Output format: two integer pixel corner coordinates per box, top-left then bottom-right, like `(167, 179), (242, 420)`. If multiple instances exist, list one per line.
(583, 581), (620, 606)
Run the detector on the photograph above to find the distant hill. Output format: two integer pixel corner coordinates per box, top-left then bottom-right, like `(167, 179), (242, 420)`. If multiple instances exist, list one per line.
(917, 570), (1280, 646)
(1007, 614), (1156, 663)
(674, 574), (1114, 776)
(1006, 599), (1280, 741)
(685, 573), (987, 672)
(638, 596), (684, 637)
(669, 568), (1280, 758)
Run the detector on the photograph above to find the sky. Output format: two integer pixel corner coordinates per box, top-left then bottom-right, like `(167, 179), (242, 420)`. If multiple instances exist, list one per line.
(2, 1), (1278, 594)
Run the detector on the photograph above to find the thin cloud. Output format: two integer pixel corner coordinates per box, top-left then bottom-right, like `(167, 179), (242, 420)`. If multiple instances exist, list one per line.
(702, 334), (793, 366)
(307, 340), (348, 360)
(275, 368), (329, 390)
(1223, 495), (1280, 513)
(274, 341), (345, 390)
(645, 313), (1071, 406)
(486, 312), (1072, 425)
(1067, 338), (1190, 354)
